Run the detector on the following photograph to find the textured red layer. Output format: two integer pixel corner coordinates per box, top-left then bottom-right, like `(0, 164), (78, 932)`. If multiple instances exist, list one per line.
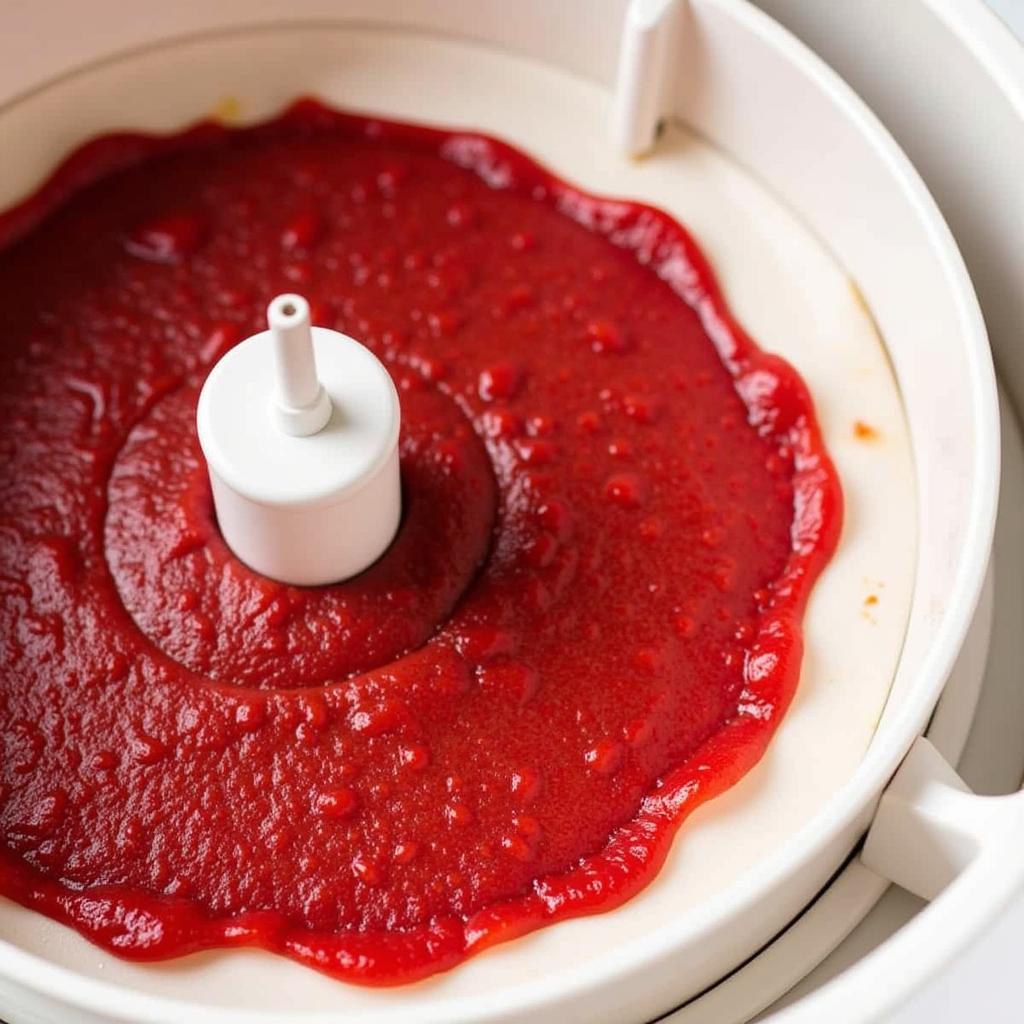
(0, 101), (841, 984)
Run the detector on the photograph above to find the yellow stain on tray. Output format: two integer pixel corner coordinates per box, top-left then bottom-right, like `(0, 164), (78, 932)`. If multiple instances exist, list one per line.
(853, 419), (880, 442)
(211, 96), (244, 125)
(861, 591), (880, 624)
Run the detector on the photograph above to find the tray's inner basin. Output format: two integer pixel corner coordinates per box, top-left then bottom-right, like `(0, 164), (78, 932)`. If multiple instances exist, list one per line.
(0, 23), (916, 1014)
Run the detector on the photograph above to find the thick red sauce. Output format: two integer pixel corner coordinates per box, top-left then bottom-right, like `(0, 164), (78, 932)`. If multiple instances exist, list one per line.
(0, 101), (841, 984)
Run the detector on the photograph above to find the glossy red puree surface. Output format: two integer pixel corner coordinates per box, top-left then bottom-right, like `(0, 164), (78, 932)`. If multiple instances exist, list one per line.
(0, 102), (841, 984)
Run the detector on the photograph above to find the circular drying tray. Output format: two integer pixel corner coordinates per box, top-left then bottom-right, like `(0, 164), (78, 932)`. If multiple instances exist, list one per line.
(0, 3), (998, 1022)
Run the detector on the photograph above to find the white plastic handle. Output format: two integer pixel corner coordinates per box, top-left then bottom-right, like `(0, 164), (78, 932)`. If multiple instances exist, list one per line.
(610, 0), (679, 157)
(861, 736), (1024, 901)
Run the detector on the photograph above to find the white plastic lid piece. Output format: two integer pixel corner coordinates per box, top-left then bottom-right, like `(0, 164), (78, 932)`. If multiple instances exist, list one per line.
(196, 294), (402, 586)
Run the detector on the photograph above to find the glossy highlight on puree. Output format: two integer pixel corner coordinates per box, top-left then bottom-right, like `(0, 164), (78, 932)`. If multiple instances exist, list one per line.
(0, 101), (841, 984)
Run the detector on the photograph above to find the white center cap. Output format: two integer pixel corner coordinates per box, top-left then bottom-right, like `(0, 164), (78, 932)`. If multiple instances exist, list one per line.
(197, 294), (402, 586)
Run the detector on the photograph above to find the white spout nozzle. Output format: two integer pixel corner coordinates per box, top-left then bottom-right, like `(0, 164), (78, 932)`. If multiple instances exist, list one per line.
(268, 293), (333, 437)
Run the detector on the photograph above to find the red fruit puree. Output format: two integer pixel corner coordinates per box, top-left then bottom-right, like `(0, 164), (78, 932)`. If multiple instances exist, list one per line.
(0, 101), (841, 984)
